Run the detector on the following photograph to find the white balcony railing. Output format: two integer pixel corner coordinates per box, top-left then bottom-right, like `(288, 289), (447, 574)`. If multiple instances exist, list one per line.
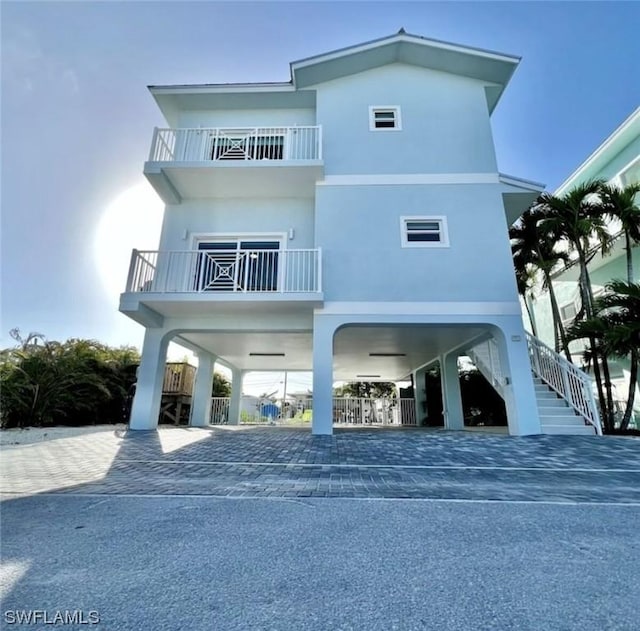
(126, 249), (322, 294)
(149, 126), (322, 163)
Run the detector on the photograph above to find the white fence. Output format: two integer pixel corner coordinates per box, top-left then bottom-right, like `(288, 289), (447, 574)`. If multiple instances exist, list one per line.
(149, 126), (322, 163)
(126, 248), (322, 294)
(209, 396), (417, 426)
(526, 332), (602, 435)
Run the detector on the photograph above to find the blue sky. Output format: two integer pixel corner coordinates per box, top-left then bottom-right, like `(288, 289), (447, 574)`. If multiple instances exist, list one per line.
(2, 0), (639, 359)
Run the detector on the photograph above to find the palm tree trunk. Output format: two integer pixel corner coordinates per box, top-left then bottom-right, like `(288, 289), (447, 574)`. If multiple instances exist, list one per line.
(620, 351), (638, 431)
(600, 351), (616, 429)
(545, 271), (572, 362)
(581, 260), (616, 429)
(625, 231), (634, 283)
(576, 252), (610, 429)
(523, 296), (538, 337)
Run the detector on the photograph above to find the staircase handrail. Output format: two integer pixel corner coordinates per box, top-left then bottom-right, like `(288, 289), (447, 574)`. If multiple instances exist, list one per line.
(526, 332), (602, 435)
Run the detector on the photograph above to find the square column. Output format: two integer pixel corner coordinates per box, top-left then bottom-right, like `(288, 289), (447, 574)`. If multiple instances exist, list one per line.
(129, 328), (169, 430)
(495, 327), (541, 435)
(312, 317), (334, 435)
(413, 366), (428, 427)
(190, 352), (216, 427)
(227, 368), (243, 425)
(441, 352), (464, 430)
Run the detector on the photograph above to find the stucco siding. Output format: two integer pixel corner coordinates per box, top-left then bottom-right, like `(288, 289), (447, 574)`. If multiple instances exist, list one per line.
(314, 63), (498, 176)
(176, 108), (316, 129)
(315, 183), (517, 302)
(595, 136), (640, 182)
(158, 198), (315, 251)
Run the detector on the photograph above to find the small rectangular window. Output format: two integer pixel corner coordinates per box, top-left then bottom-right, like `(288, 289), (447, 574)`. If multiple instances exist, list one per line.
(370, 106), (401, 131)
(401, 216), (449, 248)
(560, 300), (582, 324)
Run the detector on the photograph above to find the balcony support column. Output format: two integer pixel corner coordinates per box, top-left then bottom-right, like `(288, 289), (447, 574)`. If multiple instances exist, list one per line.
(441, 352), (464, 431)
(228, 368), (244, 425)
(413, 366), (428, 427)
(190, 352), (216, 427)
(312, 316), (335, 435)
(494, 324), (541, 436)
(129, 328), (170, 431)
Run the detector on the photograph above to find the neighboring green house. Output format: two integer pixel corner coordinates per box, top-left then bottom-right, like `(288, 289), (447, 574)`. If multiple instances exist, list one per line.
(529, 106), (640, 425)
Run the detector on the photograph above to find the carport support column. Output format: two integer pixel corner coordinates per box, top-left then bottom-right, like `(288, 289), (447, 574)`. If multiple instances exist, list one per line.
(227, 368), (243, 425)
(190, 352), (216, 427)
(495, 327), (541, 435)
(413, 367), (428, 427)
(441, 352), (464, 430)
(312, 317), (335, 435)
(129, 328), (169, 430)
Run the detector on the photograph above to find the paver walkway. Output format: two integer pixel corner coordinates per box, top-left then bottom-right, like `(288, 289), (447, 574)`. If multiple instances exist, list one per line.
(2, 426), (639, 502)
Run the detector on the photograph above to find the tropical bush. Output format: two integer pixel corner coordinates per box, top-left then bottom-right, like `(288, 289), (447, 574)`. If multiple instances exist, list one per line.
(0, 330), (140, 429)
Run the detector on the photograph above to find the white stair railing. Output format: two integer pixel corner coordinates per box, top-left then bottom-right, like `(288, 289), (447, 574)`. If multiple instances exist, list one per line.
(526, 332), (602, 435)
(467, 338), (505, 396)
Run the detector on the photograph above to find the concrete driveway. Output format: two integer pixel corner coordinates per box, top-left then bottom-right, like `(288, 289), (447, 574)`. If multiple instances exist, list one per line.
(2, 426), (640, 630)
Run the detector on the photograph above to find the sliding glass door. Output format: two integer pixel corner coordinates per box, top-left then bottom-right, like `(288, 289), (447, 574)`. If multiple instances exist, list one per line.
(195, 240), (280, 292)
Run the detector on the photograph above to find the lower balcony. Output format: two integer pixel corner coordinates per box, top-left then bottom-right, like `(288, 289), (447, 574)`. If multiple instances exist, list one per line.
(120, 248), (323, 325)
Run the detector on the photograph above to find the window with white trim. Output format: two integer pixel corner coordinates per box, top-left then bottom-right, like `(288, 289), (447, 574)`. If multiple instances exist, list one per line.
(369, 106), (401, 131)
(560, 302), (578, 324)
(400, 216), (449, 248)
(619, 156), (640, 187)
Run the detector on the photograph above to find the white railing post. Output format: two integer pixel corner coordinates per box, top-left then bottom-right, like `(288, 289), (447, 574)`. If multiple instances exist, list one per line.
(149, 128), (159, 161)
(561, 367), (573, 407)
(126, 249), (139, 292)
(317, 125), (323, 161)
(279, 250), (286, 293)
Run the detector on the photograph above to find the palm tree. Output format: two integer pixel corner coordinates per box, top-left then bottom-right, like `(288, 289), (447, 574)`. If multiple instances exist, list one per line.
(568, 280), (640, 432)
(538, 180), (611, 317)
(600, 182), (640, 283)
(538, 180), (615, 427)
(513, 259), (538, 337)
(510, 206), (571, 359)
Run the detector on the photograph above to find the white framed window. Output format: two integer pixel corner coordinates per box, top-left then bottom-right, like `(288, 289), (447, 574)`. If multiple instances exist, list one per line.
(369, 106), (402, 131)
(619, 156), (640, 187)
(400, 216), (449, 248)
(560, 302), (578, 325)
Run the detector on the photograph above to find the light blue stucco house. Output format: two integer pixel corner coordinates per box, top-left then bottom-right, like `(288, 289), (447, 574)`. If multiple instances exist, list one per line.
(120, 31), (602, 436)
(529, 106), (640, 425)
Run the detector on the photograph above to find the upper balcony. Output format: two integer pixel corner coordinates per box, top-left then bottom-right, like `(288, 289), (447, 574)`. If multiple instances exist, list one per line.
(144, 126), (324, 203)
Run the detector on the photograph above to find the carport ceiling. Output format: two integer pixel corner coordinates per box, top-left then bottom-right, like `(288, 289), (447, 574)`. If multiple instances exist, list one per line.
(333, 325), (488, 380)
(179, 324), (489, 380)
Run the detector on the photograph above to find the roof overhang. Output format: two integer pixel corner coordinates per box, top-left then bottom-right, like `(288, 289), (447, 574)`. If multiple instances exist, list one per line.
(149, 84), (316, 127)
(555, 106), (640, 195)
(291, 31), (520, 112)
(148, 31), (520, 124)
(499, 173), (545, 225)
